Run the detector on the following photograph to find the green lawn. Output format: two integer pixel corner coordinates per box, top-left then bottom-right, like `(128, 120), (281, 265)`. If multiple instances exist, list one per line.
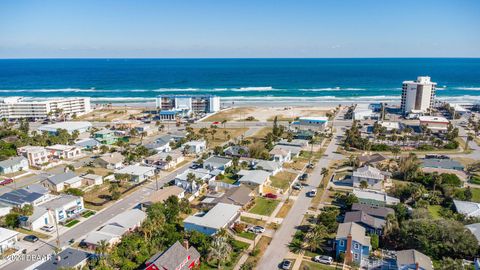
(237, 231), (256, 240)
(300, 260), (336, 270)
(249, 197), (280, 216)
(65, 219), (80, 227)
(240, 216), (267, 227)
(270, 171), (298, 191)
(470, 187), (480, 203)
(81, 210), (96, 218)
(427, 205), (443, 219)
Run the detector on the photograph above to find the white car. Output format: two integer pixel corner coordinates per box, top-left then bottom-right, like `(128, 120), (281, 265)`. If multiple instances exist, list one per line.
(308, 189), (317, 197)
(248, 226), (265, 234)
(41, 225), (55, 232)
(313, 255), (333, 265)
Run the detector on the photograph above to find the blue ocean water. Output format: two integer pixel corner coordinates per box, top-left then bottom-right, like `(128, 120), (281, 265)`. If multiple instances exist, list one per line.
(0, 58), (479, 103)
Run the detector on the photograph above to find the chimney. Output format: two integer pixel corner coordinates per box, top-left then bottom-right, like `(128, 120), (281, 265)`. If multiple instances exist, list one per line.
(344, 234), (353, 264)
(183, 240), (189, 250)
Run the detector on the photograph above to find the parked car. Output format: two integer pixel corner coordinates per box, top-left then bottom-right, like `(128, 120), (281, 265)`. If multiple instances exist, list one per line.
(313, 255), (333, 265)
(281, 260), (292, 269)
(41, 225), (55, 232)
(23, 235), (39, 243)
(306, 164), (314, 169)
(212, 121), (221, 125)
(293, 182), (302, 190)
(264, 193), (278, 199)
(299, 173), (308, 181)
(308, 189), (317, 197)
(248, 226), (265, 234)
(0, 178), (13, 186)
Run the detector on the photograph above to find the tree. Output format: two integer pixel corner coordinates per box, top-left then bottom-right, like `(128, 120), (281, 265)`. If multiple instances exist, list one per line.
(359, 180), (368, 189)
(5, 212), (20, 228)
(321, 168), (329, 180)
(165, 155), (173, 162)
(303, 224), (328, 252)
(370, 234), (379, 250)
(65, 188), (84, 196)
(208, 230), (233, 269)
(317, 207), (340, 233)
(390, 146), (401, 159)
(109, 183), (120, 200)
(398, 153), (421, 181)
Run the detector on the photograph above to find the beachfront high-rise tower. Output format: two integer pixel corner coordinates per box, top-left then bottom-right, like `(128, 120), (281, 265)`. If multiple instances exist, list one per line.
(400, 76), (436, 115)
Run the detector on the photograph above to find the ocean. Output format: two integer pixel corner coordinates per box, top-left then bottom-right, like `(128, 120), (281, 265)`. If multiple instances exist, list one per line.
(0, 58), (479, 104)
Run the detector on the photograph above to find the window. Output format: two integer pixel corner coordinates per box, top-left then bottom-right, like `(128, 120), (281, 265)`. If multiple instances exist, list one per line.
(339, 240), (345, 247)
(354, 253), (359, 259)
(354, 243), (359, 249)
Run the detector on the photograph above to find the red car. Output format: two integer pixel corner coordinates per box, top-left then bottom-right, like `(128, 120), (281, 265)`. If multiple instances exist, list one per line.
(0, 178), (14, 186)
(212, 121), (221, 125)
(264, 193), (278, 199)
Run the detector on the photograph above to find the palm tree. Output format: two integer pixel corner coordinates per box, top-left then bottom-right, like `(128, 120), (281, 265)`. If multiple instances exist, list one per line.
(223, 130), (229, 140)
(432, 172), (441, 192)
(95, 240), (110, 266)
(359, 180), (368, 189)
(221, 119), (227, 129)
(390, 146), (400, 159)
(208, 232), (232, 269)
(304, 224), (328, 252)
(398, 153), (420, 181)
(321, 168), (328, 180)
(466, 134), (474, 151)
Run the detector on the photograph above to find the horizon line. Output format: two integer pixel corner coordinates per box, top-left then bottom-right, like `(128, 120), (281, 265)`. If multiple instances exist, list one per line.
(1, 57), (480, 60)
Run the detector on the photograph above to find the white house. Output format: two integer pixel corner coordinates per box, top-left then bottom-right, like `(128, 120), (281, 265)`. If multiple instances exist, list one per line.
(20, 206), (51, 231)
(115, 165), (155, 182)
(38, 121), (92, 135)
(17, 146), (49, 167)
(81, 174), (104, 186)
(144, 149), (184, 170)
(183, 140), (207, 154)
(175, 168), (215, 193)
(203, 156), (232, 171)
(145, 135), (173, 153)
(0, 156), (29, 175)
(238, 169), (271, 194)
(46, 144), (83, 160)
(250, 159), (282, 175)
(453, 200), (480, 217)
(95, 152), (125, 170)
(352, 166), (391, 191)
(0, 188), (51, 207)
(42, 171), (83, 192)
(0, 227), (19, 254)
(292, 117), (328, 131)
(39, 195), (85, 222)
(269, 147), (291, 163)
(184, 203), (241, 235)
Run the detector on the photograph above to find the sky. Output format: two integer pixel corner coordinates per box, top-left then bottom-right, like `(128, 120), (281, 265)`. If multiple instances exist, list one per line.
(1, 0), (479, 58)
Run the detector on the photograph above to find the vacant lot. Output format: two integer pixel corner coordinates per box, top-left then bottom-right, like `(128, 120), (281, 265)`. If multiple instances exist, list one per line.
(193, 127), (248, 147)
(270, 171), (298, 191)
(249, 197), (280, 216)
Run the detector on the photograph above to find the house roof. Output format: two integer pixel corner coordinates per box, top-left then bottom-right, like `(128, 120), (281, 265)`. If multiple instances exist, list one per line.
(184, 140), (206, 147)
(146, 241), (200, 270)
(143, 186), (184, 205)
(0, 227), (19, 243)
(454, 200), (480, 217)
(81, 174), (102, 181)
(106, 208), (146, 230)
(278, 139), (309, 147)
(336, 222), (371, 247)
(215, 186), (253, 206)
(38, 121), (92, 133)
(0, 189), (44, 206)
(269, 147), (290, 156)
(421, 158), (464, 170)
(396, 249), (433, 270)
(46, 144), (78, 151)
(75, 138), (100, 148)
(46, 172), (80, 185)
(23, 183), (49, 195)
(351, 203), (394, 219)
(34, 248), (92, 270)
(465, 223), (480, 243)
(100, 224), (129, 236)
(83, 231), (119, 245)
(344, 211), (385, 229)
(353, 189), (400, 205)
(115, 165), (154, 176)
(176, 168), (212, 182)
(0, 156), (27, 168)
(184, 203), (240, 230)
(145, 150), (183, 162)
(224, 145), (249, 156)
(252, 159), (281, 172)
(98, 152), (124, 164)
(40, 195), (81, 210)
(94, 129), (114, 135)
(238, 170), (270, 185)
(352, 166), (385, 180)
(204, 156), (232, 167)
(272, 144), (302, 155)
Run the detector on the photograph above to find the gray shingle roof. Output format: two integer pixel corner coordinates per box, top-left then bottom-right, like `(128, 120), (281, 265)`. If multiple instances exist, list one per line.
(0, 156), (27, 168)
(344, 211), (385, 229)
(34, 248), (92, 270)
(40, 195), (80, 209)
(184, 203), (240, 229)
(351, 203), (394, 219)
(335, 222), (371, 247)
(46, 171), (78, 185)
(396, 249), (433, 270)
(238, 170), (270, 185)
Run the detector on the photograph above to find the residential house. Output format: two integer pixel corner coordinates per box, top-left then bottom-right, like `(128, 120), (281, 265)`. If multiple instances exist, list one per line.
(46, 144), (82, 160)
(94, 129), (117, 145)
(141, 186), (185, 208)
(465, 223), (480, 245)
(145, 241), (200, 270)
(357, 153), (387, 167)
(144, 149), (184, 170)
(42, 171), (83, 192)
(19, 206), (51, 231)
(272, 144), (302, 158)
(0, 227), (19, 254)
(269, 147), (291, 163)
(81, 174), (104, 186)
(184, 203), (241, 235)
(224, 145), (249, 157)
(293, 129), (315, 140)
(421, 158), (467, 180)
(115, 165), (155, 182)
(237, 170), (271, 194)
(175, 168), (215, 193)
(145, 135), (173, 153)
(0, 202), (12, 217)
(396, 249), (433, 270)
(351, 203), (395, 220)
(95, 152), (125, 170)
(75, 138), (101, 150)
(203, 156), (232, 171)
(34, 248), (92, 270)
(292, 117), (329, 131)
(250, 159), (282, 175)
(278, 139), (309, 148)
(352, 166), (391, 191)
(135, 125), (154, 136)
(39, 194), (85, 223)
(353, 189), (400, 207)
(0, 156), (29, 175)
(201, 185), (253, 208)
(17, 146), (49, 167)
(0, 188), (50, 207)
(453, 200), (480, 217)
(105, 208), (146, 232)
(183, 140), (207, 155)
(419, 116), (450, 132)
(335, 222), (371, 266)
(344, 211), (386, 235)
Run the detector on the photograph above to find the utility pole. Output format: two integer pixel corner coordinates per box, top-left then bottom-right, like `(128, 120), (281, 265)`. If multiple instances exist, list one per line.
(155, 173), (159, 191)
(48, 208), (61, 252)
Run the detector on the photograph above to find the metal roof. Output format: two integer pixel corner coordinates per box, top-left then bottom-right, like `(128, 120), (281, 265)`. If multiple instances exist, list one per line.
(184, 203), (240, 230)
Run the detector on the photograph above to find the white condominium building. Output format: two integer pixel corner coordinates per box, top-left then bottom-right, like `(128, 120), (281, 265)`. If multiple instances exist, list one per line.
(156, 95), (220, 113)
(0, 97), (91, 120)
(401, 76), (436, 115)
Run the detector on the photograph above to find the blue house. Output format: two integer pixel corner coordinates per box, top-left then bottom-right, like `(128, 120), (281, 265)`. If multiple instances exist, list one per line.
(335, 222), (371, 266)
